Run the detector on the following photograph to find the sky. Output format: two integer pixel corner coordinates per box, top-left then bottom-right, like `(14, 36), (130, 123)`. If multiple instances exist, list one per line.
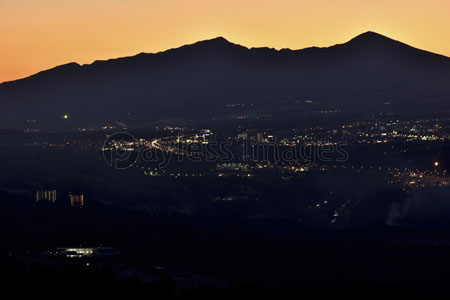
(1, 0), (449, 83)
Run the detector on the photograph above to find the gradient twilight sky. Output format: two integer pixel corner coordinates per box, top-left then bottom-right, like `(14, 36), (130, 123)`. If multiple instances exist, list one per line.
(1, 0), (449, 83)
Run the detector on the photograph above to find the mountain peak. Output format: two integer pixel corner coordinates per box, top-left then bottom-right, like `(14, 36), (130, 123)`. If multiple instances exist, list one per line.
(178, 36), (246, 54)
(196, 36), (234, 46)
(356, 31), (386, 38)
(210, 36), (230, 43)
(347, 31), (397, 45)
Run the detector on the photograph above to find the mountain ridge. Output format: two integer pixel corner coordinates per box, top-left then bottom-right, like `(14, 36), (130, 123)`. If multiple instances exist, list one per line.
(2, 31), (448, 86)
(1, 31), (449, 130)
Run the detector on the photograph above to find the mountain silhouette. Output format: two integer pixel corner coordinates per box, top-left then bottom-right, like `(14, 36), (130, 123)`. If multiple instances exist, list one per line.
(1, 32), (449, 130)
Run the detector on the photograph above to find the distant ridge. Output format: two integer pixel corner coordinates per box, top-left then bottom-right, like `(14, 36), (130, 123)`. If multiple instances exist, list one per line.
(1, 31), (449, 130)
(2, 31), (448, 85)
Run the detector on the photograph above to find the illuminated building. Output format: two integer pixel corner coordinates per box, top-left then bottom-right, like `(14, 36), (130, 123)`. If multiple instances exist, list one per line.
(36, 190), (57, 202)
(56, 247), (117, 258)
(256, 132), (264, 142)
(237, 132), (248, 140)
(69, 194), (84, 207)
(267, 135), (275, 142)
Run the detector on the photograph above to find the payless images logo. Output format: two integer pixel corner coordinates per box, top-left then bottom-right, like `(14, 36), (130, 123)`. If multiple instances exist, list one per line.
(103, 132), (139, 170)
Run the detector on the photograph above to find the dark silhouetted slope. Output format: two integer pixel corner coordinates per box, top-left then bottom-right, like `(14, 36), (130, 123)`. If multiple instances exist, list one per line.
(1, 32), (449, 130)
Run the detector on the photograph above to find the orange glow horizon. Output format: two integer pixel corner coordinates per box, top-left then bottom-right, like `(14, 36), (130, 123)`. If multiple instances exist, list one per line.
(1, 0), (450, 84)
